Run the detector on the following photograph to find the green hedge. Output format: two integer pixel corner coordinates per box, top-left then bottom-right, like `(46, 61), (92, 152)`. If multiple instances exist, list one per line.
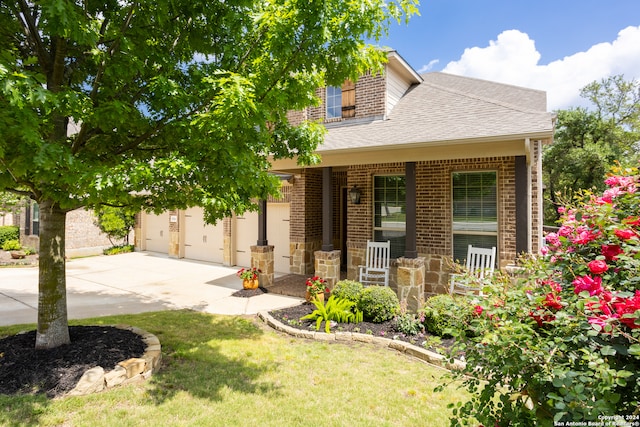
(0, 226), (19, 248)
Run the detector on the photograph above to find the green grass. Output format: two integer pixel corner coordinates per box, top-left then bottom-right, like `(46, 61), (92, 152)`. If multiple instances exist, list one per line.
(0, 310), (470, 426)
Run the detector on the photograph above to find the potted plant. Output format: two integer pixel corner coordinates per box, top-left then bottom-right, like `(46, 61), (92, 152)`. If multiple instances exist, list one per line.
(236, 267), (261, 290)
(305, 276), (329, 303)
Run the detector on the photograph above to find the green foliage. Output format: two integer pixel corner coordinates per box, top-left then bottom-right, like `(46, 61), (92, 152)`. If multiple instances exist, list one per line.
(357, 286), (400, 323)
(300, 295), (363, 333)
(94, 207), (136, 246)
(421, 294), (475, 338)
(331, 280), (364, 303)
(103, 244), (134, 256)
(543, 75), (640, 225)
(393, 311), (425, 336)
(1, 239), (21, 251)
(0, 225), (19, 247)
(447, 164), (640, 425)
(0, 0), (417, 346)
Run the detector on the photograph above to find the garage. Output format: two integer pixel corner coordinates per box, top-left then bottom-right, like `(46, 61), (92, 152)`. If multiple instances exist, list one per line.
(144, 213), (170, 254)
(183, 207), (224, 263)
(234, 203), (290, 273)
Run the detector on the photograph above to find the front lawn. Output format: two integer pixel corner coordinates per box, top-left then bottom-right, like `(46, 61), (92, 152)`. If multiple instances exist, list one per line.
(0, 310), (469, 427)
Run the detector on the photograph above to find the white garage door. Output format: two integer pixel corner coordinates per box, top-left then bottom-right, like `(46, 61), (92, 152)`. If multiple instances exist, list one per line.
(144, 213), (169, 254)
(234, 203), (290, 273)
(184, 207), (224, 263)
(234, 211), (258, 269)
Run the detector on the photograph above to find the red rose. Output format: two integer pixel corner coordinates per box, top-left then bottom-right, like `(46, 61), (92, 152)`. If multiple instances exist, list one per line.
(601, 244), (623, 261)
(615, 228), (637, 240)
(588, 259), (608, 275)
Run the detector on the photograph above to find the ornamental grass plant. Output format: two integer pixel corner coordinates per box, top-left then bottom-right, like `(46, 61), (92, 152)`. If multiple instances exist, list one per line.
(444, 164), (640, 426)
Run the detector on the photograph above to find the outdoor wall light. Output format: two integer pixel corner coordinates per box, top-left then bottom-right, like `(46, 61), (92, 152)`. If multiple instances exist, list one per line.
(349, 185), (362, 204)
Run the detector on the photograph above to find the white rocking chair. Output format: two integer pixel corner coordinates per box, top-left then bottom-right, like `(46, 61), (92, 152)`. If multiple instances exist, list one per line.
(358, 240), (391, 287)
(449, 245), (497, 296)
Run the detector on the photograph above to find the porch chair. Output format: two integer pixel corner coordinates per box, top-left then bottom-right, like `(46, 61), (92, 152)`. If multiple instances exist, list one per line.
(449, 245), (497, 296)
(358, 240), (391, 287)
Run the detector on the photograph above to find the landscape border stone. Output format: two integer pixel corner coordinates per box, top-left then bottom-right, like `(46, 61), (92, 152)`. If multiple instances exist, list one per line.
(257, 311), (466, 371)
(65, 325), (161, 397)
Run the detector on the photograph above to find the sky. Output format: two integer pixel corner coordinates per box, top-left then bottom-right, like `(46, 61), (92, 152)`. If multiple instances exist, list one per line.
(377, 0), (640, 111)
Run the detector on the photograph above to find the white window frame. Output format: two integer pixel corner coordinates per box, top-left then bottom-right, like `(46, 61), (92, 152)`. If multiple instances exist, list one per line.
(326, 86), (342, 119)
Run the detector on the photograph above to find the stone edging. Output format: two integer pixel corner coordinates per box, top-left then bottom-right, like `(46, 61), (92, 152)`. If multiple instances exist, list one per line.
(65, 325), (162, 397)
(257, 311), (466, 371)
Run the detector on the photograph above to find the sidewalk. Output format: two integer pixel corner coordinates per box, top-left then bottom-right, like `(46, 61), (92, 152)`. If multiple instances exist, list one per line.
(0, 252), (303, 327)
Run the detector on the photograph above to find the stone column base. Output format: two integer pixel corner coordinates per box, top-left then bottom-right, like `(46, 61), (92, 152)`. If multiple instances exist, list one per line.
(314, 250), (341, 290)
(396, 257), (426, 312)
(251, 245), (274, 288)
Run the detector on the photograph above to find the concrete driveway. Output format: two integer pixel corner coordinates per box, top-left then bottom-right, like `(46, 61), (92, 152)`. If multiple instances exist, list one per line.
(0, 251), (302, 327)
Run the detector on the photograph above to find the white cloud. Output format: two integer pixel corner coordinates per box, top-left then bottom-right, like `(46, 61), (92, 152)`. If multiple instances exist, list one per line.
(442, 26), (640, 111)
(417, 59), (440, 74)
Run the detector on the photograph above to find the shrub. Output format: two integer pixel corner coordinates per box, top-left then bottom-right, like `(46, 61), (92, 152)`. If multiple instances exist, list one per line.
(445, 164), (640, 425)
(0, 225), (19, 247)
(103, 245), (135, 256)
(420, 294), (474, 338)
(331, 280), (364, 303)
(2, 239), (21, 251)
(94, 207), (135, 246)
(357, 286), (400, 323)
(393, 311), (424, 336)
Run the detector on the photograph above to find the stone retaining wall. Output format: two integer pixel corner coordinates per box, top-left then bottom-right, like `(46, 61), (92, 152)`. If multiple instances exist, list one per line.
(65, 325), (161, 397)
(257, 311), (465, 371)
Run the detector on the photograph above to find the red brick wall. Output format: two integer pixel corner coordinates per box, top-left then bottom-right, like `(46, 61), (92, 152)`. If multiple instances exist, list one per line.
(292, 71), (387, 125)
(346, 157), (521, 266)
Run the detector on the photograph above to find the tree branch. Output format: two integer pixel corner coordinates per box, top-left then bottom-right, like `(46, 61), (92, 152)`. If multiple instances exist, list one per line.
(14, 0), (51, 73)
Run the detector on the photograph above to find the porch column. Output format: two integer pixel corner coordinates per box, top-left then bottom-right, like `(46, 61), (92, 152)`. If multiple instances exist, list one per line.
(405, 162), (417, 258)
(515, 156), (529, 255)
(315, 167), (340, 287)
(252, 199), (274, 287)
(322, 167), (333, 251)
(257, 199), (268, 246)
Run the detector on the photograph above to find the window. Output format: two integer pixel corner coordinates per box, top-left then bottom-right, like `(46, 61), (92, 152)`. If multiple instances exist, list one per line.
(32, 202), (40, 236)
(452, 171), (497, 263)
(326, 86), (342, 119)
(374, 175), (405, 258)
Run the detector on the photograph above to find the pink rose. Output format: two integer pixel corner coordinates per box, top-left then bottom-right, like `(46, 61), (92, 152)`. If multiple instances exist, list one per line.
(588, 259), (608, 275)
(572, 275), (604, 296)
(474, 305), (483, 316)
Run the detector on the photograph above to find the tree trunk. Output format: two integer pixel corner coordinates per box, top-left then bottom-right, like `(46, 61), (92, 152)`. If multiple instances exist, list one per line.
(35, 199), (70, 349)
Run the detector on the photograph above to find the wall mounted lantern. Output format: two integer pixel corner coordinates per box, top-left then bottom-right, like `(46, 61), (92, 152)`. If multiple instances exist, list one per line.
(349, 185), (361, 204)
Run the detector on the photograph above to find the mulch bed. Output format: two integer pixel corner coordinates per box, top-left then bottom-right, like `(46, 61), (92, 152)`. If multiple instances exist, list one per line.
(0, 326), (145, 398)
(268, 302), (456, 352)
(231, 287), (269, 298)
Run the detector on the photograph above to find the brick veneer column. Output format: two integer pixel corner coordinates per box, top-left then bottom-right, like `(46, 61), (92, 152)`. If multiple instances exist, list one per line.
(396, 257), (425, 312)
(314, 250), (341, 289)
(251, 245), (274, 287)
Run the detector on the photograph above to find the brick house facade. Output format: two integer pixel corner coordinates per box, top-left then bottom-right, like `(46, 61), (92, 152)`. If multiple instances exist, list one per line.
(270, 51), (554, 298)
(136, 50), (555, 301)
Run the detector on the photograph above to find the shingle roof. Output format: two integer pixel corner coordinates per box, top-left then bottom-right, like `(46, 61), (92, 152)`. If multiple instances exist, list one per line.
(319, 72), (555, 152)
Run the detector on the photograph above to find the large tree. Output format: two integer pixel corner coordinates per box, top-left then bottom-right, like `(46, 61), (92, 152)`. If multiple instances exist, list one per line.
(543, 75), (640, 224)
(0, 0), (418, 349)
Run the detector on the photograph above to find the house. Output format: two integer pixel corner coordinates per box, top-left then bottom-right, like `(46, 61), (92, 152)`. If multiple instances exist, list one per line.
(18, 201), (116, 257)
(135, 50), (555, 305)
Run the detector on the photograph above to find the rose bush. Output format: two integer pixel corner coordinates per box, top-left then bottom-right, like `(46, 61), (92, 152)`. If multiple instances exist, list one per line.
(444, 165), (640, 426)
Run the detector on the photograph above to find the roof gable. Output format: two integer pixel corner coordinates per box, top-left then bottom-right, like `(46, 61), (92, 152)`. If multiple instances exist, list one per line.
(320, 72), (554, 152)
